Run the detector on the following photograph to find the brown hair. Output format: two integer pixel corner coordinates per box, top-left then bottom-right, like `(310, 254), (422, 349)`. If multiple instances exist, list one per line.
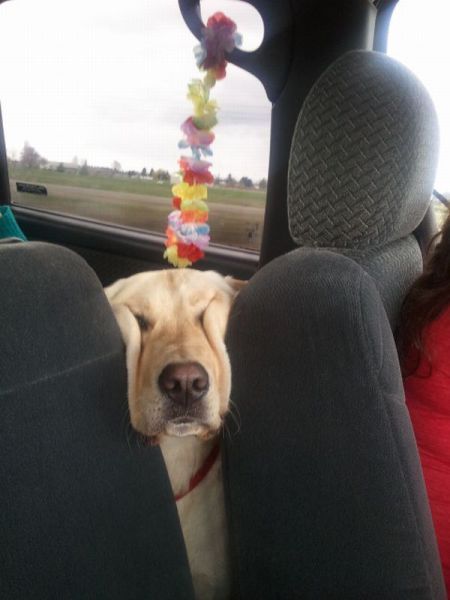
(397, 212), (450, 375)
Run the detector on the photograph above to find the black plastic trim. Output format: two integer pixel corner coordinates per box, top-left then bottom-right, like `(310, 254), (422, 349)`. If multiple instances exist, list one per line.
(0, 103), (11, 205)
(258, 0), (377, 266)
(373, 0), (399, 52)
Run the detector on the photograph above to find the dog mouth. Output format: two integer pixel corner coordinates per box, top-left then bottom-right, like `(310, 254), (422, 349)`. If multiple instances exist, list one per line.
(165, 417), (205, 437)
(139, 417), (221, 445)
(170, 416), (196, 424)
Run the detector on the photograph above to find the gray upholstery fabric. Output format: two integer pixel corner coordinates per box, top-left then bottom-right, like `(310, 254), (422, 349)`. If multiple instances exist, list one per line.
(287, 50), (440, 328)
(224, 249), (446, 598)
(342, 236), (423, 326)
(288, 50), (439, 249)
(0, 242), (194, 600)
(222, 50), (445, 598)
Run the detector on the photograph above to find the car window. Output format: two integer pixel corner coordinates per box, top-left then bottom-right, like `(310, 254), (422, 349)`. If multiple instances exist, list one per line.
(388, 0), (450, 225)
(0, 0), (270, 252)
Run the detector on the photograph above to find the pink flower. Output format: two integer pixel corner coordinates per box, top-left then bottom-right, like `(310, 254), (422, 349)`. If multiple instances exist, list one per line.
(180, 117), (215, 147)
(179, 156), (212, 174)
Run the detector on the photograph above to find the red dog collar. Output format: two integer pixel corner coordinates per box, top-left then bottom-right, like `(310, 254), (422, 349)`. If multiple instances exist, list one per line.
(174, 442), (220, 502)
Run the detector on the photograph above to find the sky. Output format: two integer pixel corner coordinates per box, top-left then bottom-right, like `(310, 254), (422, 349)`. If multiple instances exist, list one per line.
(0, 0), (449, 188)
(388, 0), (450, 192)
(0, 0), (269, 181)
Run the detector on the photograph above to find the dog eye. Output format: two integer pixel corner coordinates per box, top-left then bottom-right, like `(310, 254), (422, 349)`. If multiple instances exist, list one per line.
(198, 298), (214, 326)
(134, 313), (150, 331)
(198, 307), (208, 327)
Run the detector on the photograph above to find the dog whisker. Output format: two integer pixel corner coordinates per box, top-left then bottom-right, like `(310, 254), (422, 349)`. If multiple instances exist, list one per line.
(222, 419), (233, 443)
(120, 411), (143, 451)
(120, 406), (133, 449)
(228, 398), (241, 421)
(227, 400), (242, 435)
(125, 422), (135, 450)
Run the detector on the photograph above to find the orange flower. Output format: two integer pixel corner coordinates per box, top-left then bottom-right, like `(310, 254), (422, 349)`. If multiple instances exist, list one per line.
(165, 227), (178, 247)
(180, 210), (208, 223)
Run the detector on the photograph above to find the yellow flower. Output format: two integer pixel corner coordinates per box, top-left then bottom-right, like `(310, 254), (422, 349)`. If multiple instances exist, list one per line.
(187, 80), (218, 123)
(172, 182), (207, 201)
(164, 245), (191, 268)
(180, 198), (209, 212)
(204, 71), (217, 89)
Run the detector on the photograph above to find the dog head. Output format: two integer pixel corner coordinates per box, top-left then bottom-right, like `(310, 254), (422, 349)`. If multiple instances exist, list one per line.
(105, 269), (244, 442)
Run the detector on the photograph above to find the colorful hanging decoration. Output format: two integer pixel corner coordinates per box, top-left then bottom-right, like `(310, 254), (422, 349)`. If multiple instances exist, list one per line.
(164, 12), (242, 268)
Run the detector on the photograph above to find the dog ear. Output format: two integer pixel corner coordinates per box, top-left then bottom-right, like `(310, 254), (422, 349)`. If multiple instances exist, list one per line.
(203, 293), (233, 347)
(104, 278), (127, 301)
(225, 276), (247, 294)
(109, 303), (142, 405)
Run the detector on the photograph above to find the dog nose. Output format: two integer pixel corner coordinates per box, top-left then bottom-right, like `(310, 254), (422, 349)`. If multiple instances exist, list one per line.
(158, 362), (209, 407)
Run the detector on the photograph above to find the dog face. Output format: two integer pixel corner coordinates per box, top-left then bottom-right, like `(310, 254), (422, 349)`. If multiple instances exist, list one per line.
(105, 269), (243, 442)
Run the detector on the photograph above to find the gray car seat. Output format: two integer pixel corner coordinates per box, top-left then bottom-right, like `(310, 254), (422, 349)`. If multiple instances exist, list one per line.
(224, 51), (446, 598)
(288, 50), (439, 327)
(0, 241), (195, 599)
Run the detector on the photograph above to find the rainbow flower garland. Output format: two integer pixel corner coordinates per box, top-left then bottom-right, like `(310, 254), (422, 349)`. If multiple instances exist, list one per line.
(164, 12), (241, 268)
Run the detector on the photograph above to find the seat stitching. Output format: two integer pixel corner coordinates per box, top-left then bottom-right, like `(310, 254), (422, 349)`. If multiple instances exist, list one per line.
(0, 349), (124, 398)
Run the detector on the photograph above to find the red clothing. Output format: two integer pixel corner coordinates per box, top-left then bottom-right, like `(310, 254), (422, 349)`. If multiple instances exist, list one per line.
(404, 306), (450, 596)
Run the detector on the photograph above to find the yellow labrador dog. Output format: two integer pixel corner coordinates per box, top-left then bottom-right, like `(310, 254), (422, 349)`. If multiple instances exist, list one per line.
(105, 269), (243, 600)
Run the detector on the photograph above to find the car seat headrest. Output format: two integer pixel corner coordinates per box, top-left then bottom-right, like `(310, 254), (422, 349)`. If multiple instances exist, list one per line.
(288, 50), (439, 250)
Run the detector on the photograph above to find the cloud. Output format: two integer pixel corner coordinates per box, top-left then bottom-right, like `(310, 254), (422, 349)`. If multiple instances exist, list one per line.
(0, 0), (270, 181)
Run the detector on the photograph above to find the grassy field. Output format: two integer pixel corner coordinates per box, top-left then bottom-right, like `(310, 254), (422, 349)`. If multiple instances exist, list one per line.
(9, 166), (265, 250)
(8, 166), (266, 208)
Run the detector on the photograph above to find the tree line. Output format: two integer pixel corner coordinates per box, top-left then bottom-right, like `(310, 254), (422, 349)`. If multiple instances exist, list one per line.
(10, 142), (267, 189)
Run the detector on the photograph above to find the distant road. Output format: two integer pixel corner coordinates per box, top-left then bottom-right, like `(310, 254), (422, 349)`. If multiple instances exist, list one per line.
(12, 180), (264, 214)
